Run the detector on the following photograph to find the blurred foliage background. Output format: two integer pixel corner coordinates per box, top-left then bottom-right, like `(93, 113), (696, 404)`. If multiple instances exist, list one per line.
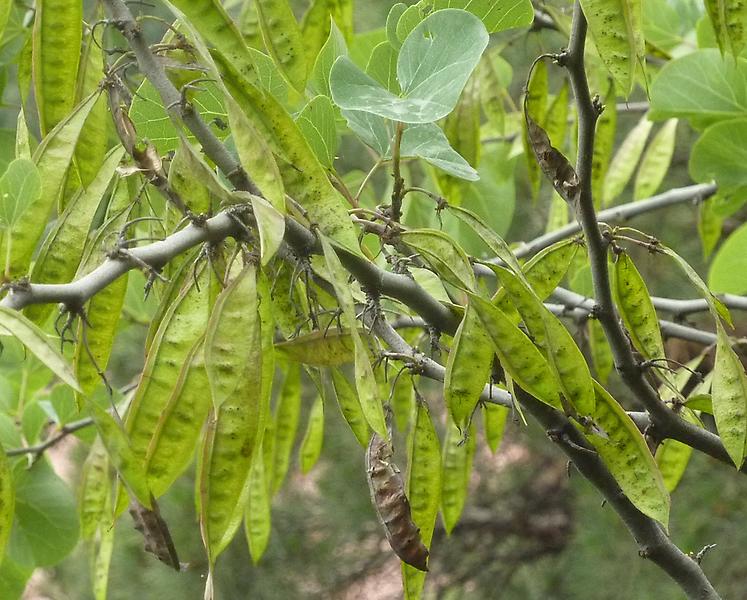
(3, 0), (746, 598)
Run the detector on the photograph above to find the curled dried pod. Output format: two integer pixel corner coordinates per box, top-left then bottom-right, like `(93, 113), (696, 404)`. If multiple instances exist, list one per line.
(129, 499), (180, 570)
(365, 433), (429, 571)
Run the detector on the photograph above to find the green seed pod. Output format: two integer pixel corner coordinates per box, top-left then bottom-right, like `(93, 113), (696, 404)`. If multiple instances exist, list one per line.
(444, 301), (493, 431)
(331, 367), (370, 446)
(299, 393), (325, 473)
(440, 421), (475, 535)
(712, 324), (747, 468)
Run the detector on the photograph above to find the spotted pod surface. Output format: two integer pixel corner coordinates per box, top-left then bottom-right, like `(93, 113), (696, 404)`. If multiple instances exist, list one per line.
(366, 432), (429, 572)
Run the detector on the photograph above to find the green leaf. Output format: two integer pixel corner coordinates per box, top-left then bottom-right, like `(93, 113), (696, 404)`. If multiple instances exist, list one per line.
(602, 114), (653, 205)
(633, 119), (677, 200)
(709, 221), (747, 294)
(401, 123), (478, 180)
(311, 20), (347, 97)
(366, 41), (400, 94)
(0, 159), (40, 227)
(387, 4), (408, 49)
(584, 382), (670, 527)
(649, 49), (747, 128)
(330, 10), (488, 123)
(342, 109), (394, 156)
(0, 307), (80, 392)
(9, 460), (79, 567)
(129, 79), (228, 156)
(295, 95), (339, 169)
(690, 118), (747, 192)
(579, 0), (645, 95)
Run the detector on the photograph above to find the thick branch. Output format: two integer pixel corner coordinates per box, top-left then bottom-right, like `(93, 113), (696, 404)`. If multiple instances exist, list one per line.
(517, 389), (719, 600)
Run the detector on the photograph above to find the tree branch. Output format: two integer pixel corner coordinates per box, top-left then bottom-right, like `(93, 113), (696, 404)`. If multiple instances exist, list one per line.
(517, 389), (720, 600)
(512, 183), (716, 259)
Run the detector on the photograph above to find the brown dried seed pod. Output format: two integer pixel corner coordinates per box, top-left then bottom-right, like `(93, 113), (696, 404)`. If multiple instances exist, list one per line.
(365, 433), (429, 572)
(129, 499), (180, 570)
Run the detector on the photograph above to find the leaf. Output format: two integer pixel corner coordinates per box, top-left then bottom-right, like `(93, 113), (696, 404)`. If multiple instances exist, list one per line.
(712, 324), (747, 467)
(366, 41), (400, 94)
(584, 382), (670, 527)
(649, 49), (747, 128)
(330, 10), (488, 123)
(602, 114), (653, 205)
(709, 221), (747, 294)
(690, 118), (747, 192)
(633, 119), (677, 200)
(295, 95), (339, 169)
(698, 195), (724, 260)
(387, 4), (408, 49)
(0, 307), (80, 392)
(0, 159), (40, 227)
(401, 123), (478, 180)
(254, 0), (307, 93)
(9, 461), (79, 567)
(311, 20), (347, 97)
(342, 109), (394, 156)
(579, 0), (645, 95)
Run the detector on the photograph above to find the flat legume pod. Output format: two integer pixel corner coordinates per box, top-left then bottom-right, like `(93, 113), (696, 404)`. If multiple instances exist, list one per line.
(712, 323), (747, 468)
(440, 421), (475, 535)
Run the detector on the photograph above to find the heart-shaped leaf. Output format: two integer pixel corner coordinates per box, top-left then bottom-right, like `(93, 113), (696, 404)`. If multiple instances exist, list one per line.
(330, 9), (488, 123)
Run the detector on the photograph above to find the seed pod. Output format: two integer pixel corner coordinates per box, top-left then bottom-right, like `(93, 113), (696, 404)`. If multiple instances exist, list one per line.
(468, 293), (560, 408)
(402, 399), (441, 596)
(444, 301), (493, 431)
(655, 408), (699, 492)
(400, 228), (476, 291)
(128, 499), (180, 569)
(441, 421), (476, 534)
(245, 439), (272, 564)
(612, 252), (667, 365)
(331, 368), (370, 446)
(712, 324), (747, 468)
(272, 363), (302, 493)
(483, 402), (509, 453)
(366, 432), (429, 572)
(299, 393), (325, 473)
(79, 437), (111, 541)
(584, 381), (670, 527)
(255, 0), (307, 93)
(33, 0), (82, 135)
